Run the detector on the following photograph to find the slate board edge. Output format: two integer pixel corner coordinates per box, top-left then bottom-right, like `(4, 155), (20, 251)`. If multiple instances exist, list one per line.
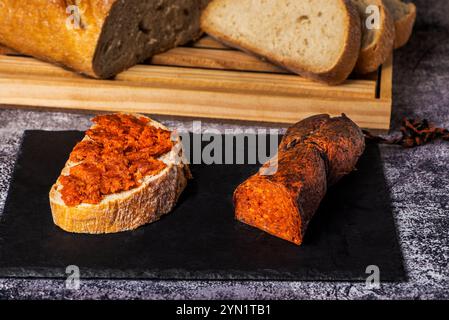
(0, 267), (406, 282)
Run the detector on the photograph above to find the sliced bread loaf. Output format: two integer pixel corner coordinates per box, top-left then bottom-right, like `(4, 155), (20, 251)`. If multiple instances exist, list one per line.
(201, 0), (362, 85)
(0, 0), (205, 78)
(383, 0), (417, 48)
(351, 0), (395, 74)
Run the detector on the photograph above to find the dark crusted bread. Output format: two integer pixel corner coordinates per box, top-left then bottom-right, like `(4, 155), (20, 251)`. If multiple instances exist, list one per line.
(0, 0), (207, 78)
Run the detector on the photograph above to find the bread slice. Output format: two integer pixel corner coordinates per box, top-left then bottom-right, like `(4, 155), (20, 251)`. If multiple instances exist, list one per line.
(49, 114), (191, 234)
(201, 0), (362, 85)
(383, 0), (417, 49)
(351, 0), (395, 74)
(0, 0), (206, 78)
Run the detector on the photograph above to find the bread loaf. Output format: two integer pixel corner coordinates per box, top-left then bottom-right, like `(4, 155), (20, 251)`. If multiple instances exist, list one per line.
(0, 0), (206, 78)
(49, 113), (191, 234)
(233, 114), (365, 245)
(351, 0), (395, 74)
(383, 0), (416, 49)
(201, 0), (362, 85)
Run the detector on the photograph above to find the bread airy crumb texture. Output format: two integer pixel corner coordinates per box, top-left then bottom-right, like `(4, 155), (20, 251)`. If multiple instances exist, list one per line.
(351, 0), (395, 74)
(201, 0), (362, 85)
(383, 0), (417, 49)
(49, 116), (191, 234)
(93, 0), (205, 78)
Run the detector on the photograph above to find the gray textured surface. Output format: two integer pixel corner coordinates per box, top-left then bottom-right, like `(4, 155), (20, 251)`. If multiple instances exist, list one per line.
(0, 0), (448, 300)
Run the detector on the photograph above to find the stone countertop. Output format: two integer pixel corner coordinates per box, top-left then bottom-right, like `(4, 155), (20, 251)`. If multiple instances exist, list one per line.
(0, 0), (448, 299)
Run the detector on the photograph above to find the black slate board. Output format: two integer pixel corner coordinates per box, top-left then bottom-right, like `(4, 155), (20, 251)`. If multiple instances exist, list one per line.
(0, 131), (405, 281)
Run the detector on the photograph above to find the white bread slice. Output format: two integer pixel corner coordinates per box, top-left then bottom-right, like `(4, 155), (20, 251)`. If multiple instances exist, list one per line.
(351, 0), (395, 74)
(201, 0), (362, 85)
(49, 114), (191, 234)
(383, 0), (416, 49)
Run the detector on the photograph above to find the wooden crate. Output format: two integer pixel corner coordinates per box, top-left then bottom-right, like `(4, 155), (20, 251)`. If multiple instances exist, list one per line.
(0, 36), (392, 130)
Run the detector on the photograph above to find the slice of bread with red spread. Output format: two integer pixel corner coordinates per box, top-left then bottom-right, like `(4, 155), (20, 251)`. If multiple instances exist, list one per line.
(49, 113), (191, 234)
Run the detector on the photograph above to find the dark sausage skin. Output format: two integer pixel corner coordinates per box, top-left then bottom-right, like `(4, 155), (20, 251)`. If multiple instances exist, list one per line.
(233, 114), (365, 245)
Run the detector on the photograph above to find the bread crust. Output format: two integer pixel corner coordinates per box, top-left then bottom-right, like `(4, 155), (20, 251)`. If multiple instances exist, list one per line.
(50, 164), (189, 234)
(394, 2), (416, 49)
(354, 0), (396, 74)
(0, 0), (110, 77)
(201, 0), (362, 85)
(49, 115), (191, 234)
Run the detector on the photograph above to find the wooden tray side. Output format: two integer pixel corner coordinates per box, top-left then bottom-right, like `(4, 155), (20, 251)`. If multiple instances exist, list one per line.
(0, 37), (392, 130)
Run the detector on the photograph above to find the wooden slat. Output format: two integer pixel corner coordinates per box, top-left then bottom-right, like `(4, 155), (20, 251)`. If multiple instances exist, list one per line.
(0, 73), (390, 129)
(152, 47), (287, 74)
(192, 36), (231, 50)
(119, 66), (375, 99)
(0, 56), (375, 99)
(380, 55), (393, 100)
(0, 55), (83, 78)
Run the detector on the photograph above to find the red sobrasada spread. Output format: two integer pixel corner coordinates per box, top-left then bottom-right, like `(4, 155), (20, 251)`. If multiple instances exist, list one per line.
(59, 114), (173, 207)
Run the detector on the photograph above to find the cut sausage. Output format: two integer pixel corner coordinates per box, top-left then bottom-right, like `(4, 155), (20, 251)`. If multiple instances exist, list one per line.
(233, 114), (366, 245)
